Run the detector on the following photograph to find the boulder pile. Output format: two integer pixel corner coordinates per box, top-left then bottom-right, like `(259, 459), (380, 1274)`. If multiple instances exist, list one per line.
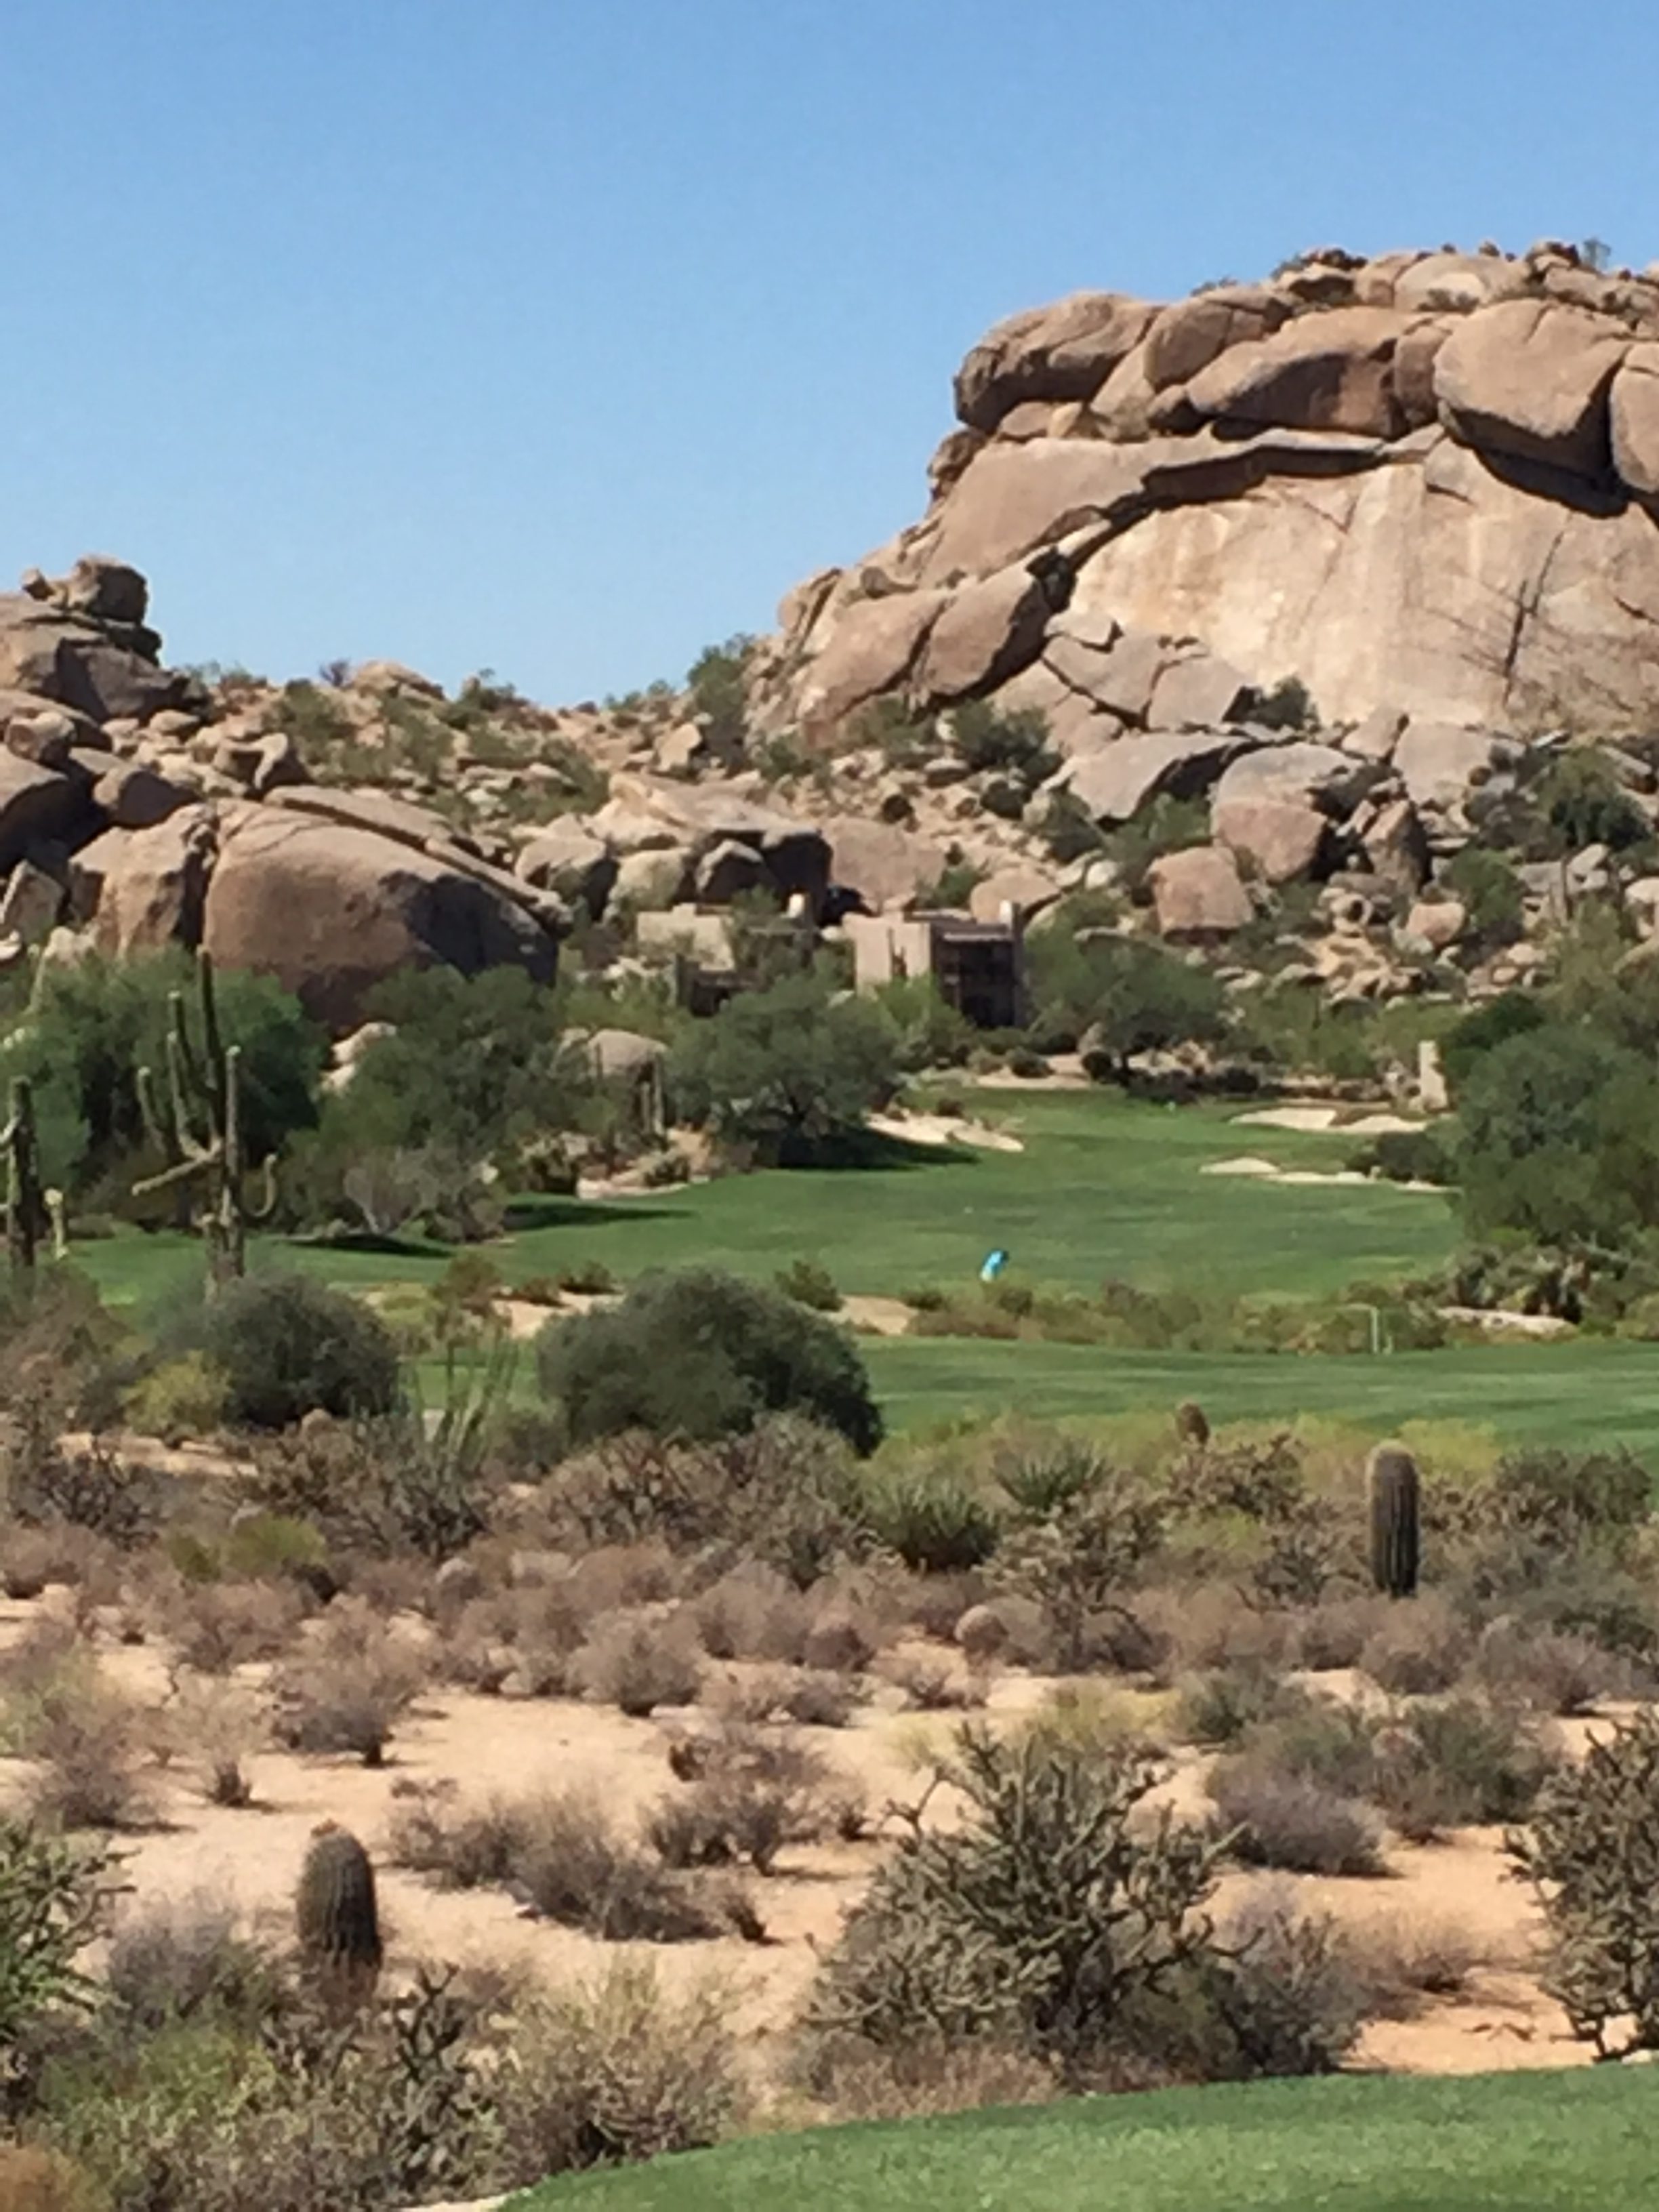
(753, 239), (1659, 738)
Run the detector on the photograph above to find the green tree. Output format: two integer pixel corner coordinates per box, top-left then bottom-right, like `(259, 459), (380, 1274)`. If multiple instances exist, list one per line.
(1030, 917), (1225, 1077)
(321, 967), (587, 1164)
(668, 969), (898, 1163)
(1452, 1025), (1659, 1245)
(687, 635), (756, 757)
(538, 1267), (882, 1454)
(2, 953), (323, 1200)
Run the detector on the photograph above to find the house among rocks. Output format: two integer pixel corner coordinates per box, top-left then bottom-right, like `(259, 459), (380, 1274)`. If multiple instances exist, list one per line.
(846, 908), (1026, 1029)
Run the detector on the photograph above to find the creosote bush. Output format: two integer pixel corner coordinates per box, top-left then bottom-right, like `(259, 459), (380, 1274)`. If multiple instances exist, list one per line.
(199, 1273), (400, 1430)
(538, 1268), (882, 1454)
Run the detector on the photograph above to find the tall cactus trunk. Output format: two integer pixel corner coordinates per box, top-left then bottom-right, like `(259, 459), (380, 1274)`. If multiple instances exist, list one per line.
(1368, 1443), (1421, 1599)
(3, 1078), (45, 1278)
(132, 952), (276, 1294)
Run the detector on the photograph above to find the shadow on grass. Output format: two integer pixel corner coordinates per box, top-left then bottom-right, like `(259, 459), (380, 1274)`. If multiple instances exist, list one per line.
(502, 1195), (687, 1232)
(772, 1130), (979, 1172)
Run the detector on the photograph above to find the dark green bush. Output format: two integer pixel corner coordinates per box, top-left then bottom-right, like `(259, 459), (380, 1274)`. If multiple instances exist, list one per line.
(862, 1473), (1000, 1574)
(668, 970), (899, 1164)
(537, 1268), (882, 1454)
(201, 1275), (400, 1430)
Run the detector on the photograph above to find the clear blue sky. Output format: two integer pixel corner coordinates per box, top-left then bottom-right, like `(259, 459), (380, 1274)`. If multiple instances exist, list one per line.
(2, 1), (1654, 704)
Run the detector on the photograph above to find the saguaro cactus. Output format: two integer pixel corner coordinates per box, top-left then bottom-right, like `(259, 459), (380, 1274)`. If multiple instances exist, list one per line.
(132, 951), (275, 1288)
(295, 1821), (382, 2001)
(2, 1077), (48, 1277)
(1367, 1443), (1421, 1599)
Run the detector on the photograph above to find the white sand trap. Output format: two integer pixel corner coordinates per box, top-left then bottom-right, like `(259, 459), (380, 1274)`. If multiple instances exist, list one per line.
(1203, 1155), (1286, 1178)
(868, 1111), (1024, 1152)
(1346, 1111), (1427, 1135)
(1232, 1105), (1342, 1132)
(1276, 1168), (1372, 1187)
(1204, 1155), (1439, 1191)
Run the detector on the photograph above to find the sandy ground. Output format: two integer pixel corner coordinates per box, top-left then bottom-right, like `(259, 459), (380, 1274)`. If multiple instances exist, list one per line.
(1202, 1155), (1443, 1193)
(0, 1582), (1584, 2089)
(1232, 1107), (1427, 1136)
(867, 1111), (1024, 1153)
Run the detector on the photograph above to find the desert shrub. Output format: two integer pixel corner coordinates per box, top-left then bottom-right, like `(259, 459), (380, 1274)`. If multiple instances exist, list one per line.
(878, 1649), (987, 1711)
(0, 1818), (116, 2083)
(994, 1438), (1113, 1519)
(551, 1417), (867, 1586)
(1471, 1619), (1620, 1715)
(805, 2033), (1059, 2122)
(1509, 1707), (1659, 2059)
(693, 1563), (811, 1663)
(1209, 1762), (1385, 1876)
(861, 1474), (1000, 1574)
(493, 1960), (743, 2182)
(1348, 1125), (1452, 1186)
(994, 1478), (1165, 1671)
(647, 1725), (846, 1873)
(540, 1269), (882, 1454)
(10, 1436), (160, 1551)
(1359, 1593), (1472, 1696)
(104, 1893), (281, 2034)
(1338, 1911), (1482, 2019)
(804, 1725), (1226, 2079)
(775, 1258), (842, 1312)
(572, 1607), (702, 1717)
(1293, 1593), (1391, 1671)
(1178, 1663), (1303, 1748)
(13, 1666), (157, 1831)
(200, 1275), (399, 1430)
(1382, 1695), (1555, 1830)
(270, 1599), (424, 1765)
(1486, 1445), (1652, 1549)
(243, 1392), (498, 1564)
(160, 1577), (306, 1675)
(157, 1681), (265, 1809)
(391, 1787), (723, 1943)
(1441, 846), (1526, 951)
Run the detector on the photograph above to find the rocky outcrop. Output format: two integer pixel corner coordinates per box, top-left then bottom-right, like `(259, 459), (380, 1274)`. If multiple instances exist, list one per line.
(756, 239), (1659, 739)
(203, 811), (559, 1031)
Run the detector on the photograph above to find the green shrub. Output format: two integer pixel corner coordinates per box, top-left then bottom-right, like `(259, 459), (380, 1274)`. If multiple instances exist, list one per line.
(1442, 847), (1526, 950)
(123, 1353), (226, 1443)
(201, 1274), (400, 1430)
(0, 1818), (116, 2077)
(862, 1474), (1000, 1574)
(775, 1258), (842, 1312)
(538, 1268), (882, 1454)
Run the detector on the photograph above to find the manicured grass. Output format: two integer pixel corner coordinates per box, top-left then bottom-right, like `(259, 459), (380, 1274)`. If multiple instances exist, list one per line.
(507, 2067), (1659, 2211)
(74, 1090), (1455, 1314)
(865, 1334), (1659, 1448)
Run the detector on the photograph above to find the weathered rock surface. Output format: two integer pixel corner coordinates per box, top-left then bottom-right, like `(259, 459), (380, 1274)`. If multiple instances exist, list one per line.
(1147, 845), (1252, 936)
(1060, 729), (1254, 825)
(760, 243), (1659, 738)
(1433, 300), (1630, 476)
(1211, 796), (1330, 883)
(203, 812), (558, 1029)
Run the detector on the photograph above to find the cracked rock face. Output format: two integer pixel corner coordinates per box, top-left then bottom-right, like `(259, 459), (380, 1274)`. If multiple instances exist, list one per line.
(758, 242), (1659, 737)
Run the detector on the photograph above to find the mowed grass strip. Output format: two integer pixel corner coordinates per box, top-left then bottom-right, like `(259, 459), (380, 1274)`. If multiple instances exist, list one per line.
(508, 2067), (1659, 2212)
(865, 1334), (1659, 1450)
(74, 1090), (1455, 1311)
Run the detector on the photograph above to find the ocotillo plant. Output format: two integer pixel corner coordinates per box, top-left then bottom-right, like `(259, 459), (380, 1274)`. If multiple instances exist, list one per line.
(132, 951), (275, 1288)
(1, 1077), (49, 1277)
(1367, 1443), (1421, 1599)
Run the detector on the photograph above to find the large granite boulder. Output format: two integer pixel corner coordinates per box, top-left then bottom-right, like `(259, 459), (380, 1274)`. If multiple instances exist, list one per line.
(1147, 845), (1252, 936)
(954, 292), (1154, 432)
(203, 811), (558, 1031)
(1433, 300), (1630, 477)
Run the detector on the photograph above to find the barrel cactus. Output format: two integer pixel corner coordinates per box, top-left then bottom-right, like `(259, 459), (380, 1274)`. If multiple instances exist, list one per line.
(295, 1822), (382, 1997)
(1367, 1444), (1420, 1599)
(1174, 1400), (1210, 1448)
